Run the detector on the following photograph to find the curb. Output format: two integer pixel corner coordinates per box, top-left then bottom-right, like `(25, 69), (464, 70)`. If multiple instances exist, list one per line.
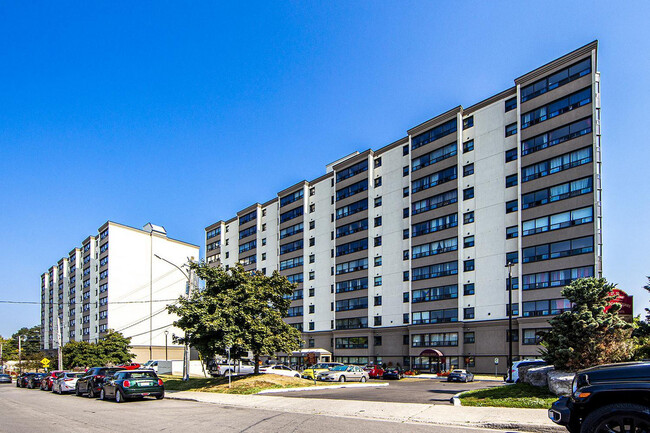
(450, 391), (463, 406)
(257, 382), (389, 394)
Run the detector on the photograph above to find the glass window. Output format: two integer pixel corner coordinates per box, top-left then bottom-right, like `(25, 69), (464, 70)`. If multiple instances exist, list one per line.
(463, 164), (474, 177)
(505, 97), (517, 112)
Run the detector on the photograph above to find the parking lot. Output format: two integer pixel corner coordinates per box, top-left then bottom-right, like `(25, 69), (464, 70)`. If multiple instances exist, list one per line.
(282, 377), (502, 404)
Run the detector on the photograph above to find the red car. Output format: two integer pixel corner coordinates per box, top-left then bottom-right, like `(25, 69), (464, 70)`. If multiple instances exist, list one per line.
(117, 363), (141, 370)
(41, 371), (65, 391)
(364, 365), (384, 379)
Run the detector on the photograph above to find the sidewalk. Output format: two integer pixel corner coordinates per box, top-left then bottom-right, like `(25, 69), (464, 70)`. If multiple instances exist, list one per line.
(166, 390), (563, 433)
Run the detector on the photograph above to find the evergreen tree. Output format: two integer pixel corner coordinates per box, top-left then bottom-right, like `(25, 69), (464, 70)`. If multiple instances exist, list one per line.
(62, 330), (134, 369)
(168, 263), (302, 373)
(541, 277), (633, 371)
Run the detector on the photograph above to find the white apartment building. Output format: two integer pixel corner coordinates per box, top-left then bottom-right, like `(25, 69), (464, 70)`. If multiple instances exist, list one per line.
(41, 221), (199, 363)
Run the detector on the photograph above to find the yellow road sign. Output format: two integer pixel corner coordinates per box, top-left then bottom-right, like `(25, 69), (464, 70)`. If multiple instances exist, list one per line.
(40, 358), (50, 367)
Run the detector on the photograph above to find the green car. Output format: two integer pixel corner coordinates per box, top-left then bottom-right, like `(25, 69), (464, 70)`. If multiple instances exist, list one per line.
(100, 369), (164, 403)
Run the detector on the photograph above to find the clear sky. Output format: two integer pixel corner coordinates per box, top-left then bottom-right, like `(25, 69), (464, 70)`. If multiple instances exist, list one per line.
(0, 1), (648, 337)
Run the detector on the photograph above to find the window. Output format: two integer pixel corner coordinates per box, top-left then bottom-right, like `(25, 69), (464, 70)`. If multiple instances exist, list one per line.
(505, 97), (517, 112)
(374, 236), (382, 247)
(374, 316), (382, 326)
(522, 236), (593, 263)
(335, 337), (369, 349)
(505, 123), (517, 137)
(403, 229), (409, 239)
(309, 187), (315, 196)
(280, 207), (304, 223)
(464, 332), (475, 344)
(336, 179), (368, 201)
(463, 116), (474, 129)
(336, 239), (367, 256)
(522, 177), (592, 210)
(412, 261), (458, 281)
(309, 271), (315, 280)
(523, 329), (549, 345)
(280, 257), (303, 270)
(308, 337), (315, 346)
(374, 197), (382, 207)
(307, 305), (314, 314)
(374, 336), (382, 346)
(522, 266), (593, 291)
(505, 148), (518, 162)
(506, 174), (518, 188)
(464, 307), (475, 320)
(506, 226), (518, 239)
(309, 204), (315, 213)
(374, 216), (382, 227)
(412, 308), (458, 325)
(521, 57), (591, 102)
(286, 306), (303, 317)
(403, 166), (409, 177)
(336, 277), (368, 293)
(506, 303), (519, 316)
(280, 190), (304, 207)
(374, 157), (382, 167)
(522, 117), (592, 155)
(279, 239), (301, 255)
(309, 237), (315, 247)
(522, 206), (593, 236)
(412, 214), (458, 237)
(521, 147), (593, 183)
(412, 285), (458, 302)
(374, 276), (382, 286)
(262, 253), (267, 261)
(206, 227), (220, 240)
(412, 190), (457, 215)
(337, 160), (368, 182)
(412, 332), (458, 347)
(411, 237), (458, 258)
(403, 145), (409, 155)
(506, 277), (519, 291)
(336, 199), (368, 219)
(521, 86), (591, 129)
(403, 250), (409, 260)
(463, 211), (474, 224)
(506, 329), (519, 342)
(506, 200), (518, 213)
(506, 251), (519, 264)
(261, 238), (266, 245)
(411, 118), (457, 150)
(403, 187), (409, 197)
(374, 296), (382, 306)
(412, 167), (458, 195)
(239, 210), (257, 225)
(463, 187), (474, 200)
(411, 143), (457, 171)
(374, 256), (382, 266)
(403, 292), (409, 303)
(522, 299), (572, 317)
(463, 260), (475, 272)
(336, 258), (368, 275)
(463, 236), (474, 248)
(374, 177), (382, 187)
(463, 283), (475, 295)
(308, 288), (314, 297)
(463, 163), (474, 177)
(402, 313), (409, 324)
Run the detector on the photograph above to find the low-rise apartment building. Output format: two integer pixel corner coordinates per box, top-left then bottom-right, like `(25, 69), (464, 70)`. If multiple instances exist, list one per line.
(41, 221), (199, 362)
(204, 41), (602, 373)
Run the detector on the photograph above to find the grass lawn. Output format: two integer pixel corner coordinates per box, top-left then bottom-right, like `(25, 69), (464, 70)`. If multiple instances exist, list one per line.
(161, 374), (333, 395)
(459, 383), (558, 409)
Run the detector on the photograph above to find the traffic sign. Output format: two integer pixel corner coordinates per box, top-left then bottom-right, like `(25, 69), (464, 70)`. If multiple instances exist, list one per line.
(41, 358), (51, 368)
(494, 357), (499, 365)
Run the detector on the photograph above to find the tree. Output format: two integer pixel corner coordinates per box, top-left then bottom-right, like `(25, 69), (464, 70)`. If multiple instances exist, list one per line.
(541, 278), (634, 371)
(4, 325), (42, 359)
(62, 330), (134, 369)
(632, 276), (650, 360)
(168, 263), (302, 373)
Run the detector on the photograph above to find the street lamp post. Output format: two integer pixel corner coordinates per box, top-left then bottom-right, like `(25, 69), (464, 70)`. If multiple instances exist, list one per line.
(164, 330), (169, 361)
(154, 254), (193, 381)
(506, 261), (514, 382)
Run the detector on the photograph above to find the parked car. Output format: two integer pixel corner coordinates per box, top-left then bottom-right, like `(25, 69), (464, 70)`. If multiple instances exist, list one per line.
(116, 363), (141, 370)
(53, 372), (85, 394)
(207, 359), (256, 377)
(100, 369), (164, 402)
(364, 365), (385, 379)
(447, 369), (474, 383)
(26, 373), (46, 389)
(259, 365), (301, 378)
(16, 373), (36, 388)
(76, 367), (125, 398)
(141, 360), (173, 375)
(317, 365), (369, 382)
(301, 362), (344, 380)
(549, 361), (650, 433)
(41, 371), (65, 391)
(506, 359), (546, 383)
(382, 368), (404, 380)
(0, 374), (11, 384)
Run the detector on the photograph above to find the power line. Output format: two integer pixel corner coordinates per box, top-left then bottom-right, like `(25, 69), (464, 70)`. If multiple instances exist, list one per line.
(0, 299), (180, 306)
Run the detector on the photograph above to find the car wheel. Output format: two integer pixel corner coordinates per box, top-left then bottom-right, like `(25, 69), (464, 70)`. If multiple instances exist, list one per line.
(28, 382), (33, 389)
(224, 370), (233, 378)
(75, 386), (81, 397)
(57, 386), (62, 395)
(155, 392), (165, 400)
(88, 387), (95, 399)
(360, 376), (367, 383)
(99, 389), (105, 401)
(115, 389), (125, 403)
(580, 403), (650, 433)
(339, 376), (346, 383)
(294, 374), (300, 378)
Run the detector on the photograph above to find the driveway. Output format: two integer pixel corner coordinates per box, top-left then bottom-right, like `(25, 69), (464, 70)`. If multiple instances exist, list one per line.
(281, 378), (502, 404)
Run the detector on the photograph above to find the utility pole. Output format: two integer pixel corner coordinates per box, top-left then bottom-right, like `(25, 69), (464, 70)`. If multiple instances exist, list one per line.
(57, 316), (63, 370)
(506, 261), (514, 382)
(1, 342), (3, 374)
(183, 266), (194, 381)
(18, 336), (22, 374)
(149, 231), (153, 362)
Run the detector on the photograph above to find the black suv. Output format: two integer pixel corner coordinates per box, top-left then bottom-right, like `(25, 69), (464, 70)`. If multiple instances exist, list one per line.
(76, 367), (125, 398)
(549, 362), (650, 433)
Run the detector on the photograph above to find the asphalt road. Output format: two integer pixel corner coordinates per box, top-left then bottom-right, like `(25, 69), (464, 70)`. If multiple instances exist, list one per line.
(282, 378), (501, 404)
(0, 384), (505, 433)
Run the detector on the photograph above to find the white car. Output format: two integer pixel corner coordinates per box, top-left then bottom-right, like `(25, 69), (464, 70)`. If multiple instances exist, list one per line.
(317, 365), (369, 382)
(259, 365), (301, 378)
(53, 372), (85, 394)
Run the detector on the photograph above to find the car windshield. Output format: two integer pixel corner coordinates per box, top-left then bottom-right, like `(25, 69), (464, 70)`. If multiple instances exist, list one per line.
(0, 374), (9, 378)
(124, 371), (156, 379)
(68, 373), (85, 378)
(330, 366), (347, 371)
(312, 364), (332, 369)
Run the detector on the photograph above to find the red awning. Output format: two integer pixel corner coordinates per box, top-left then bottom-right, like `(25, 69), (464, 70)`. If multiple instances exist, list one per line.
(419, 349), (444, 357)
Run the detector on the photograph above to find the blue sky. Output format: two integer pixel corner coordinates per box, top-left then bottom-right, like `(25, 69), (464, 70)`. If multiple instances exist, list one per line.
(0, 1), (648, 337)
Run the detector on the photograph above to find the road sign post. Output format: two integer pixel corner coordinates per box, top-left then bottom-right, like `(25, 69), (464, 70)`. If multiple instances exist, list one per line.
(494, 357), (499, 377)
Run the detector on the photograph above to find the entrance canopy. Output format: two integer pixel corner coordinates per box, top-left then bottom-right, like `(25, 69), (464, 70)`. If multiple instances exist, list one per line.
(419, 349), (443, 357)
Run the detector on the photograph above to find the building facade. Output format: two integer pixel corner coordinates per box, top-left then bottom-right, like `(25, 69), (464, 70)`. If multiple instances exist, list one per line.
(41, 222), (199, 362)
(204, 42), (602, 373)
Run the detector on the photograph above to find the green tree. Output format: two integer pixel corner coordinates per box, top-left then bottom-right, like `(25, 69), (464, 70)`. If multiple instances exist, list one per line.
(632, 277), (650, 360)
(541, 277), (634, 371)
(5, 325), (42, 359)
(62, 330), (134, 369)
(168, 263), (302, 374)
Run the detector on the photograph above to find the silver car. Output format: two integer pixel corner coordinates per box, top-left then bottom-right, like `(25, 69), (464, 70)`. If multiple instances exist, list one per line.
(53, 372), (85, 394)
(317, 365), (369, 383)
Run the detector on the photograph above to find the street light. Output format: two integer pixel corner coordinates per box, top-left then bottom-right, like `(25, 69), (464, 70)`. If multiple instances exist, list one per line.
(164, 330), (169, 361)
(154, 254), (193, 381)
(506, 261), (515, 382)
